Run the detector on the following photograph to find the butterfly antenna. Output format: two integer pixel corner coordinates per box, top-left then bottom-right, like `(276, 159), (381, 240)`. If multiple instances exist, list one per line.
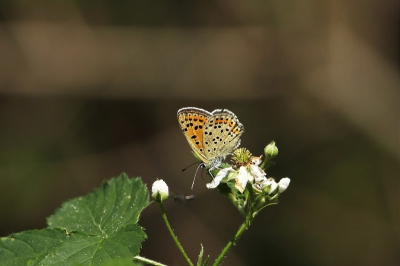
(182, 161), (201, 172)
(191, 163), (204, 190)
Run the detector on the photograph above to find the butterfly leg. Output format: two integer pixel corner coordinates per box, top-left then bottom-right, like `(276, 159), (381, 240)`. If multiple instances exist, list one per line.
(208, 167), (215, 179)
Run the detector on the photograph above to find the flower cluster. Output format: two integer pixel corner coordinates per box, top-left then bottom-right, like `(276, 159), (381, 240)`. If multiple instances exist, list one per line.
(207, 143), (289, 194)
(206, 142), (290, 216)
(148, 141), (291, 266)
(152, 142), (290, 218)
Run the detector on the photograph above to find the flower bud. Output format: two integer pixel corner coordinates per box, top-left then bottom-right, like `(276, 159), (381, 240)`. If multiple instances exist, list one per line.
(278, 177), (290, 193)
(264, 141), (278, 158)
(261, 178), (278, 195)
(152, 179), (169, 203)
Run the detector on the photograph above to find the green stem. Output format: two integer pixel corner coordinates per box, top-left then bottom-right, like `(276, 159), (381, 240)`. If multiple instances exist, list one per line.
(133, 255), (168, 266)
(159, 202), (194, 266)
(212, 217), (250, 266)
(260, 157), (271, 171)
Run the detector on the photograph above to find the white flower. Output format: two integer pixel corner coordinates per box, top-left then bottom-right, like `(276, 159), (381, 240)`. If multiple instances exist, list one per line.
(261, 178), (278, 195)
(152, 179), (169, 202)
(206, 167), (232, 189)
(278, 177), (290, 193)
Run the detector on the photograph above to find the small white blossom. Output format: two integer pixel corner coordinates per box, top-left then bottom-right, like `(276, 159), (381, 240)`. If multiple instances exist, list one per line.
(152, 179), (169, 202)
(278, 177), (290, 193)
(206, 167), (232, 189)
(261, 178), (278, 195)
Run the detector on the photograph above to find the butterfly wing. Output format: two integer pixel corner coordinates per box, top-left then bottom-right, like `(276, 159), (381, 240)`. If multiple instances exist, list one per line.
(203, 109), (244, 160)
(177, 107), (212, 165)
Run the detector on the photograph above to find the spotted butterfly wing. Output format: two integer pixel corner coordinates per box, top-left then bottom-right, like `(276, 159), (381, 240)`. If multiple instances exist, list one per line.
(202, 109), (244, 160)
(177, 107), (213, 165)
(177, 107), (244, 168)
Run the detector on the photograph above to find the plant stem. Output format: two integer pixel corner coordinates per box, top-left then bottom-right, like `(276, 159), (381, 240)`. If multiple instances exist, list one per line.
(212, 218), (250, 266)
(159, 202), (194, 266)
(133, 255), (168, 266)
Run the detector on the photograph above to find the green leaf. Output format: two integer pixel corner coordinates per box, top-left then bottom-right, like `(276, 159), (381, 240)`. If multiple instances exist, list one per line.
(47, 174), (148, 236)
(201, 256), (209, 266)
(0, 174), (150, 266)
(0, 229), (68, 266)
(197, 244), (204, 266)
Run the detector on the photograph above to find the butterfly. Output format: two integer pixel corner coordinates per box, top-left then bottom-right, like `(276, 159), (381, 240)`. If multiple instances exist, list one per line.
(177, 107), (244, 176)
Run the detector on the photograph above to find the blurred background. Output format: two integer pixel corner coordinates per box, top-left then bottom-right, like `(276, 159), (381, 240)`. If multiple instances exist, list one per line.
(0, 1), (399, 265)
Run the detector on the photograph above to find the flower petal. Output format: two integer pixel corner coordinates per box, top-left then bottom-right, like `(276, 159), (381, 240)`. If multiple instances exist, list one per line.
(249, 164), (266, 183)
(278, 177), (291, 193)
(152, 179), (169, 202)
(206, 167), (233, 189)
(235, 166), (249, 193)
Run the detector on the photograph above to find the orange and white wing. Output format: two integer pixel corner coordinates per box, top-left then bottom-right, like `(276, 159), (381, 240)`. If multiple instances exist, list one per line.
(177, 107), (212, 165)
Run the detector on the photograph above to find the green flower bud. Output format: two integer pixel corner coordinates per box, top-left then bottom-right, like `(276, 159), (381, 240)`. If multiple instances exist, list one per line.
(152, 179), (169, 203)
(264, 141), (278, 158)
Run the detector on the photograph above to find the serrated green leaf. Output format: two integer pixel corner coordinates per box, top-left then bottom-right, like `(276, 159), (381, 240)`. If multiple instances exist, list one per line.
(0, 229), (68, 266)
(47, 174), (149, 236)
(0, 174), (150, 266)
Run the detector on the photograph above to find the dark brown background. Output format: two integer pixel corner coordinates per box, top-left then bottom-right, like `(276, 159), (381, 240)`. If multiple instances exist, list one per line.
(0, 1), (399, 265)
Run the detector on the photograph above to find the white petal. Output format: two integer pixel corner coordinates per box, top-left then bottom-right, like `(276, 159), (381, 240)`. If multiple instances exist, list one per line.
(278, 177), (291, 193)
(249, 164), (266, 183)
(250, 156), (262, 166)
(262, 179), (278, 194)
(206, 167), (232, 189)
(235, 166), (249, 193)
(152, 179), (169, 202)
(152, 179), (169, 195)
